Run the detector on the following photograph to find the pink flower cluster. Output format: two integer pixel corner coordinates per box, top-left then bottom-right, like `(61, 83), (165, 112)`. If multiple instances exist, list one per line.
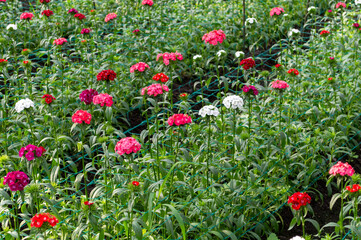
(68, 8), (78, 14)
(202, 29), (226, 45)
(243, 85), (258, 96)
(19, 145), (46, 161)
(72, 110), (92, 124)
(335, 2), (346, 9)
(79, 89), (98, 105)
(156, 51), (183, 65)
(142, 0), (153, 6)
(130, 62), (150, 73)
(93, 93), (113, 107)
(53, 38), (67, 45)
(329, 161), (355, 177)
(115, 137), (141, 156)
(81, 28), (91, 34)
(105, 13), (117, 22)
(270, 7), (284, 16)
(141, 83), (169, 97)
(167, 114), (192, 126)
(20, 12), (34, 20)
(271, 80), (289, 89)
(4, 171), (30, 192)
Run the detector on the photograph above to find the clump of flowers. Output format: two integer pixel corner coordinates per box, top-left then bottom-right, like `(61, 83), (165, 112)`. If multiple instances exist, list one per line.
(68, 8), (78, 14)
(270, 7), (284, 16)
(81, 28), (91, 34)
(97, 69), (116, 81)
(275, 63), (282, 68)
(290, 236), (305, 240)
(22, 48), (31, 55)
(335, 2), (346, 9)
(198, 105), (220, 117)
(31, 213), (59, 228)
(243, 85), (258, 96)
(19, 145), (46, 161)
(152, 73), (169, 83)
(353, 23), (360, 28)
(180, 93), (188, 100)
(0, 59), (8, 67)
(84, 201), (94, 206)
(79, 89), (98, 105)
(320, 30), (330, 36)
(53, 38), (67, 46)
(288, 192), (311, 210)
(141, 83), (169, 97)
(132, 181), (140, 186)
(20, 12), (34, 20)
(105, 13), (117, 22)
(130, 62), (150, 73)
(4, 171), (30, 191)
(271, 80), (289, 89)
(72, 110), (92, 124)
(142, 0), (153, 6)
(74, 13), (86, 20)
(6, 24), (17, 30)
(41, 10), (53, 17)
(115, 137), (141, 156)
(223, 95), (244, 110)
(42, 94), (55, 104)
(287, 68), (299, 76)
(156, 51), (183, 65)
(93, 93), (113, 107)
(327, 77), (335, 84)
(40, 0), (51, 3)
(329, 161), (355, 177)
(346, 184), (361, 193)
(167, 114), (192, 126)
(240, 58), (255, 70)
(132, 29), (140, 35)
(202, 29), (226, 45)
(15, 98), (34, 113)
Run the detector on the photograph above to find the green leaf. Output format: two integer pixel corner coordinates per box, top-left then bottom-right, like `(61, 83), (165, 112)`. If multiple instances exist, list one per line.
(267, 233), (280, 240)
(163, 204), (186, 240)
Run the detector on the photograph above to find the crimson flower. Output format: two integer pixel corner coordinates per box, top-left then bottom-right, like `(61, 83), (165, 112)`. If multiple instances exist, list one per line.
(97, 69), (116, 81)
(240, 58), (255, 70)
(132, 181), (140, 186)
(152, 73), (169, 83)
(287, 68), (299, 76)
(41, 10), (53, 17)
(42, 94), (55, 104)
(84, 201), (94, 206)
(288, 192), (311, 210)
(74, 13), (86, 20)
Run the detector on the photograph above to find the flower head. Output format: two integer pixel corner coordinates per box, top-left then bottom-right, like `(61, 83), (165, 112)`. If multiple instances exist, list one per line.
(79, 89), (98, 105)
(275, 63), (282, 68)
(235, 51), (245, 58)
(198, 105), (219, 117)
(15, 98), (34, 113)
(167, 114), (192, 126)
(152, 73), (169, 83)
(6, 24), (17, 30)
(216, 50), (226, 58)
(3, 171), (30, 191)
(240, 58), (255, 70)
(320, 30), (330, 36)
(115, 137), (141, 156)
(130, 62), (150, 73)
(74, 13), (86, 20)
(353, 23), (360, 28)
(336, 2), (346, 9)
(19, 144), (46, 161)
(288, 192), (311, 210)
(93, 93), (113, 107)
(245, 18), (257, 26)
(42, 94), (55, 104)
(271, 80), (289, 90)
(202, 29), (226, 45)
(105, 13), (117, 22)
(20, 12), (34, 20)
(68, 8), (78, 14)
(133, 29), (140, 34)
(223, 95), (244, 110)
(180, 93), (188, 100)
(31, 213), (58, 228)
(243, 85), (258, 96)
(193, 55), (202, 61)
(72, 110), (92, 124)
(346, 184), (361, 193)
(270, 7), (284, 16)
(40, 0), (51, 3)
(142, 0), (153, 6)
(290, 236), (306, 240)
(157, 51), (183, 65)
(288, 28), (300, 37)
(287, 68), (299, 76)
(0, 59), (8, 67)
(53, 38), (67, 46)
(329, 161), (355, 177)
(41, 10), (53, 17)
(132, 181), (140, 186)
(141, 83), (169, 97)
(84, 201), (94, 206)
(97, 69), (116, 81)
(81, 28), (91, 34)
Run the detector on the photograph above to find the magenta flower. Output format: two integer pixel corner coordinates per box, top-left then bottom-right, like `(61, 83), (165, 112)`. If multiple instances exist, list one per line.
(19, 145), (46, 161)
(353, 23), (360, 28)
(142, 0), (153, 6)
(115, 137), (141, 156)
(202, 29), (226, 45)
(242, 85), (258, 96)
(68, 8), (78, 14)
(53, 38), (67, 46)
(20, 12), (34, 20)
(4, 171), (30, 192)
(270, 7), (284, 16)
(93, 93), (113, 107)
(335, 2), (346, 9)
(133, 29), (140, 34)
(156, 51), (183, 65)
(271, 80), (289, 89)
(79, 89), (98, 105)
(329, 162), (355, 177)
(72, 110), (92, 124)
(130, 62), (150, 73)
(105, 13), (117, 22)
(81, 28), (91, 34)
(141, 83), (169, 97)
(167, 114), (192, 126)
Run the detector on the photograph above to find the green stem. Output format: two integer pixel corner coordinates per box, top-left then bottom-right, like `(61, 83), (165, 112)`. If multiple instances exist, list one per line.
(81, 126), (88, 200)
(207, 117), (211, 188)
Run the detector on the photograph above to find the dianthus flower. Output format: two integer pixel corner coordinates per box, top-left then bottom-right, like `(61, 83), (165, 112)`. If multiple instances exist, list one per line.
(152, 73), (169, 83)
(353, 23), (360, 28)
(41, 10), (53, 17)
(20, 12), (34, 20)
(74, 13), (86, 20)
(93, 93), (113, 107)
(320, 30), (330, 36)
(156, 51), (183, 65)
(202, 29), (226, 45)
(329, 161), (355, 177)
(133, 29), (140, 34)
(223, 95), (244, 110)
(167, 114), (192, 126)
(79, 89), (98, 105)
(275, 63), (282, 68)
(68, 8), (78, 14)
(115, 137), (141, 156)
(31, 213), (59, 228)
(346, 184), (361, 193)
(130, 62), (150, 73)
(243, 85), (258, 96)
(40, 0), (50, 3)
(270, 7), (284, 16)
(288, 192), (311, 210)
(19, 144), (46, 161)
(42, 94), (55, 104)
(142, 0), (153, 6)
(84, 201), (94, 206)
(287, 68), (299, 76)
(271, 80), (289, 89)
(0, 59), (8, 67)
(97, 69), (116, 81)
(132, 181), (140, 186)
(240, 58), (255, 70)
(336, 2), (346, 8)
(105, 13), (117, 22)
(141, 83), (169, 97)
(4, 171), (30, 191)
(81, 28), (91, 34)
(198, 105), (219, 117)
(72, 110), (92, 124)
(15, 98), (34, 113)
(290, 236), (305, 240)
(53, 38), (67, 46)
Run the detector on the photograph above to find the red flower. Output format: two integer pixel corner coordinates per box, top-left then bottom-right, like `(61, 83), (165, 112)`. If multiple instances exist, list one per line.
(42, 94), (56, 104)
(240, 58), (255, 70)
(97, 69), (116, 81)
(39, 0), (50, 3)
(74, 13), (86, 20)
(288, 192), (311, 211)
(287, 68), (299, 76)
(39, 146), (46, 153)
(346, 184), (361, 193)
(320, 30), (330, 36)
(31, 213), (58, 228)
(132, 181), (140, 186)
(275, 63), (282, 68)
(23, 60), (29, 65)
(0, 59), (8, 67)
(41, 10), (53, 17)
(84, 201), (94, 206)
(353, 23), (360, 28)
(152, 73), (169, 83)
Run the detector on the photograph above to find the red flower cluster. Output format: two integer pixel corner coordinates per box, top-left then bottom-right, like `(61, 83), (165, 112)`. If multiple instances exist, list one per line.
(353, 23), (360, 28)
(152, 73), (169, 83)
(320, 30), (330, 36)
(275, 63), (282, 68)
(132, 181), (140, 186)
(346, 184), (361, 193)
(288, 192), (311, 210)
(31, 213), (59, 228)
(41, 10), (53, 17)
(74, 13), (86, 20)
(42, 94), (55, 104)
(84, 201), (94, 206)
(39, 0), (50, 3)
(287, 68), (299, 76)
(240, 58), (256, 70)
(97, 69), (116, 81)
(72, 110), (92, 124)
(0, 59), (8, 67)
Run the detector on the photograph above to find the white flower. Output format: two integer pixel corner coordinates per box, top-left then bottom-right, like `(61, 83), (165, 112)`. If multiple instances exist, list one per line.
(223, 95), (244, 110)
(356, 0), (361, 4)
(216, 50), (226, 58)
(283, 14), (289, 17)
(235, 51), (245, 58)
(245, 18), (257, 25)
(15, 98), (34, 113)
(289, 236), (305, 240)
(193, 55), (202, 61)
(308, 6), (317, 13)
(198, 105), (219, 117)
(6, 24), (17, 30)
(288, 28), (300, 37)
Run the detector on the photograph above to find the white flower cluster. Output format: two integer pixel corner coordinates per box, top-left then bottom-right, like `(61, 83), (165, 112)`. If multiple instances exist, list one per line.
(288, 28), (300, 37)
(198, 105), (219, 117)
(6, 24), (17, 30)
(235, 51), (245, 58)
(289, 236), (305, 240)
(223, 95), (244, 110)
(216, 50), (226, 58)
(193, 55), (202, 61)
(356, 0), (361, 5)
(246, 18), (257, 25)
(307, 6), (317, 13)
(15, 98), (34, 113)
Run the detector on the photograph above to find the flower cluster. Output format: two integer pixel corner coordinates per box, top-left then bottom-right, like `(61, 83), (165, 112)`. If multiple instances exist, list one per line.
(74, 13), (86, 20)
(346, 184), (361, 193)
(42, 94), (55, 104)
(152, 73), (169, 83)
(115, 137), (141, 156)
(4, 171), (30, 191)
(167, 114), (192, 126)
(243, 85), (258, 96)
(6, 24), (17, 30)
(20, 12), (34, 20)
(156, 51), (183, 65)
(329, 161), (355, 177)
(72, 110), (92, 124)
(288, 192), (311, 210)
(335, 2), (346, 9)
(353, 23), (360, 28)
(79, 89), (99, 105)
(40, 0), (51, 3)
(22, 48), (31, 55)
(271, 80), (289, 89)
(132, 181), (140, 186)
(275, 63), (282, 68)
(223, 95), (244, 110)
(0, 59), (8, 67)
(240, 58), (255, 70)
(84, 201), (94, 206)
(202, 29), (226, 45)
(287, 68), (299, 76)
(31, 213), (59, 228)
(198, 105), (220, 117)
(81, 28), (91, 34)
(19, 145), (46, 161)
(97, 69), (116, 81)
(290, 236), (305, 240)
(68, 8), (78, 14)
(41, 10), (53, 17)
(53, 38), (67, 46)
(93, 93), (113, 107)
(105, 13), (117, 22)
(270, 7), (284, 16)
(142, 0), (153, 6)
(320, 30), (330, 36)
(130, 62), (150, 73)
(15, 98), (34, 113)
(141, 83), (169, 97)
(133, 29), (140, 34)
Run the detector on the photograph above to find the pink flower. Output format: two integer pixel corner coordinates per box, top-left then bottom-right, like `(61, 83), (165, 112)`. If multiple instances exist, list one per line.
(93, 93), (113, 107)
(4, 171), (30, 191)
(53, 38), (67, 46)
(133, 29), (140, 34)
(271, 80), (289, 89)
(130, 62), (150, 73)
(141, 83), (169, 97)
(329, 162), (355, 177)
(79, 89), (98, 105)
(72, 110), (92, 124)
(20, 12), (34, 20)
(105, 13), (117, 22)
(115, 137), (141, 156)
(19, 144), (45, 161)
(270, 7), (285, 16)
(202, 30), (226, 45)
(156, 51), (183, 65)
(335, 2), (346, 9)
(81, 28), (91, 34)
(167, 114), (192, 126)
(142, 0), (153, 6)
